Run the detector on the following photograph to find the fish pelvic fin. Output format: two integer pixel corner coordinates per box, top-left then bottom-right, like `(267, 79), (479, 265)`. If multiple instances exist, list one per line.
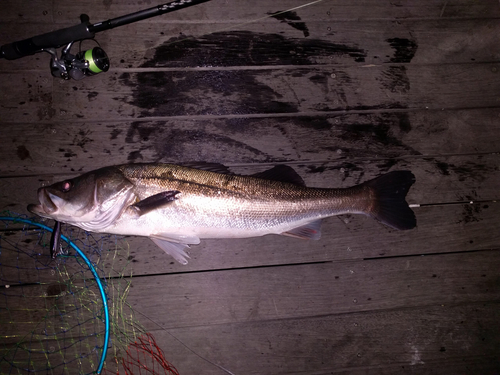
(150, 237), (191, 265)
(363, 170), (417, 230)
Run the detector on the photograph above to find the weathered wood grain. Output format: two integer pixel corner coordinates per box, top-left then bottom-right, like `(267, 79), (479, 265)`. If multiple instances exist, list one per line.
(124, 250), (500, 329)
(98, 19), (500, 68)
(1, 17), (498, 72)
(1, 337), (103, 375)
(1, 0), (499, 373)
(3, 0), (499, 25)
(1, 108), (500, 176)
(1, 105), (500, 173)
(142, 302), (500, 374)
(1, 62), (498, 124)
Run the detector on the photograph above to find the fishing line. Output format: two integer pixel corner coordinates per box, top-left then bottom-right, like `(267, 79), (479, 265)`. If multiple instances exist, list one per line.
(133, 308), (237, 375)
(112, 0), (326, 56)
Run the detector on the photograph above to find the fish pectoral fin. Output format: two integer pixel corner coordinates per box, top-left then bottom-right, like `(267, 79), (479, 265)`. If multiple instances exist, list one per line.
(130, 190), (180, 217)
(150, 232), (201, 265)
(281, 219), (322, 240)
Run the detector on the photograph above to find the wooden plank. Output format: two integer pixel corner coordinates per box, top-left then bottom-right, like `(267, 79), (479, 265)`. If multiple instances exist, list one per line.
(1, 337), (104, 375)
(0, 70), (54, 122)
(0, 1), (55, 23)
(1, 106), (500, 175)
(124, 250), (500, 329)
(100, 18), (500, 68)
(1, 16), (499, 70)
(52, 0), (500, 23)
(3, 0), (499, 26)
(1, 61), (497, 123)
(142, 302), (500, 374)
(0, 279), (107, 341)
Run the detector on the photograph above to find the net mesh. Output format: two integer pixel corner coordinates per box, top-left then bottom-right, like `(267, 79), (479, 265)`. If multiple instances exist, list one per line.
(0, 212), (179, 375)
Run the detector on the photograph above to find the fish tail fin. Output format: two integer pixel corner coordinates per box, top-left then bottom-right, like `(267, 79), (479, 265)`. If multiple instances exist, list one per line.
(363, 170), (417, 230)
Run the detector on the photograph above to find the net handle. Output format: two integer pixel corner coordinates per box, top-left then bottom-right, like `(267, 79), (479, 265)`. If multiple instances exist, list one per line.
(0, 216), (110, 374)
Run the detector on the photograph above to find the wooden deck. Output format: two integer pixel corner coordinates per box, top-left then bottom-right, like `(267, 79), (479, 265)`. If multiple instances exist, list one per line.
(1, 0), (499, 373)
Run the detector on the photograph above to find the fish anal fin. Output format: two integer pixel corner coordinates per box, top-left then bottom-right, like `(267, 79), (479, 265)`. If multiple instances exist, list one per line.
(252, 165), (306, 186)
(281, 219), (322, 240)
(130, 190), (180, 216)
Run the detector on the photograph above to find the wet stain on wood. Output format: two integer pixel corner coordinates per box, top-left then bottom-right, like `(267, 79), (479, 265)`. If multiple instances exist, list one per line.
(16, 145), (31, 160)
(386, 38), (418, 63)
(140, 31), (366, 67)
(378, 66), (411, 93)
(118, 31), (423, 165)
(46, 283), (67, 297)
(268, 10), (310, 37)
(125, 121), (280, 163)
(434, 159), (499, 183)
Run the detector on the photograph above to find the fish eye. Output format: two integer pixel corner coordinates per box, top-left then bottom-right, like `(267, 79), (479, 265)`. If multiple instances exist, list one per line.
(61, 181), (72, 192)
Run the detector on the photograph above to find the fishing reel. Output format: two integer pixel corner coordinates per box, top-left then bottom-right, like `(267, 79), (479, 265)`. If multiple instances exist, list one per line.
(46, 41), (110, 80)
(44, 14), (109, 81)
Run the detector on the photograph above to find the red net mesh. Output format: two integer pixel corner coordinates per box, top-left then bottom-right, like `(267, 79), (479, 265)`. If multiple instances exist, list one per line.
(106, 333), (179, 375)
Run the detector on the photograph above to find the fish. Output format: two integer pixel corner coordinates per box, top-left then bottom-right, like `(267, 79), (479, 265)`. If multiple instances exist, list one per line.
(27, 163), (416, 264)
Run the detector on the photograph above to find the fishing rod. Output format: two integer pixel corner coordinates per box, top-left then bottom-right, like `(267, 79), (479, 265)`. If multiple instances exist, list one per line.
(0, 0), (211, 80)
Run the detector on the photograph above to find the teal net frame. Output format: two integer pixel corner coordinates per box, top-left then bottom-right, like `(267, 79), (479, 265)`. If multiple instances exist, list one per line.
(0, 216), (110, 374)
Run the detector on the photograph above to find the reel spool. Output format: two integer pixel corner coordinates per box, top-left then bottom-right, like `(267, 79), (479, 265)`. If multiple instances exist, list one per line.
(48, 43), (110, 80)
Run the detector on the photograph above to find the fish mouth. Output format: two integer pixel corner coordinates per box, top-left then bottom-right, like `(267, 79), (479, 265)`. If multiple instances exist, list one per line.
(27, 188), (59, 217)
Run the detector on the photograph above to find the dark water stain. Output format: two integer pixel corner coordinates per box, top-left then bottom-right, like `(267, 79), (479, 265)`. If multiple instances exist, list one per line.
(118, 31), (422, 163)
(152, 129), (275, 163)
(126, 121), (159, 143)
(268, 10), (310, 37)
(435, 161), (450, 175)
(110, 128), (122, 140)
(396, 112), (411, 132)
(121, 69), (298, 117)
(87, 91), (99, 101)
(71, 129), (93, 149)
(338, 112), (418, 153)
(376, 158), (399, 173)
(386, 38), (418, 63)
(123, 120), (284, 163)
(434, 159), (498, 183)
(378, 66), (410, 93)
(459, 203), (483, 224)
(120, 31), (368, 119)
(141, 31), (366, 68)
(46, 283), (67, 297)
(128, 150), (143, 162)
(16, 145), (31, 160)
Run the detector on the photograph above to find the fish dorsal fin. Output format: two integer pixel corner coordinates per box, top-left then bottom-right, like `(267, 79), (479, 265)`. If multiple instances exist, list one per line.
(281, 219), (322, 240)
(251, 165), (306, 186)
(180, 162), (231, 174)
